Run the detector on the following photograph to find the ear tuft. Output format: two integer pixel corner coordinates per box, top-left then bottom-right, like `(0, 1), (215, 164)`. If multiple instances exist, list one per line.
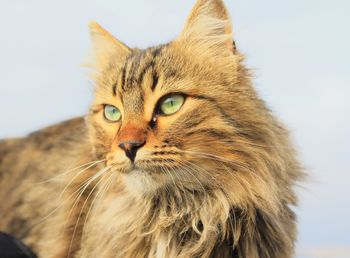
(178, 0), (234, 54)
(88, 21), (131, 69)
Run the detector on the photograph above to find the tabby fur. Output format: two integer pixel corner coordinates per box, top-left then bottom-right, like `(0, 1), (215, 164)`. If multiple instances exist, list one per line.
(0, 0), (303, 257)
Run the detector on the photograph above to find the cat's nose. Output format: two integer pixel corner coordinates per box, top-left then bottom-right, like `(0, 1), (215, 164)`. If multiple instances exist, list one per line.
(118, 140), (145, 162)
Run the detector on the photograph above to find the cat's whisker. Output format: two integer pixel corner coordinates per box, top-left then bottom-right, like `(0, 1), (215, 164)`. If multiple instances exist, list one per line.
(181, 159), (218, 183)
(174, 168), (196, 207)
(165, 163), (186, 193)
(56, 159), (106, 206)
(34, 159), (106, 185)
(79, 171), (114, 248)
(169, 160), (196, 201)
(67, 165), (112, 258)
(179, 150), (240, 165)
(30, 163), (110, 253)
(179, 150), (267, 187)
(161, 165), (177, 191)
(84, 169), (116, 230)
(142, 161), (177, 192)
(91, 170), (118, 220)
(176, 161), (207, 194)
(31, 159), (107, 229)
(65, 166), (112, 229)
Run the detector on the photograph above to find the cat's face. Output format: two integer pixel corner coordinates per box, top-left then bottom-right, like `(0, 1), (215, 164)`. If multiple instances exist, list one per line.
(87, 0), (268, 196)
(89, 44), (238, 193)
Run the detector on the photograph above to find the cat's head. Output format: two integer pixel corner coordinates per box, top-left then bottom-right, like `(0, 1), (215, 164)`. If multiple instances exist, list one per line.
(87, 0), (286, 206)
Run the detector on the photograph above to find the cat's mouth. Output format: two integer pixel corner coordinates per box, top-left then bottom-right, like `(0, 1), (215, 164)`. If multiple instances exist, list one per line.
(112, 160), (166, 175)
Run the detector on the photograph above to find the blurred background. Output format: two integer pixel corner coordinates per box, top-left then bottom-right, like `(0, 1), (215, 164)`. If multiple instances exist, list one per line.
(0, 0), (349, 257)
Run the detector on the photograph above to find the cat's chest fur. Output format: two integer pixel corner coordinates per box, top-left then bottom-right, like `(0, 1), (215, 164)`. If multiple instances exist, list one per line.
(78, 186), (234, 258)
(79, 189), (169, 258)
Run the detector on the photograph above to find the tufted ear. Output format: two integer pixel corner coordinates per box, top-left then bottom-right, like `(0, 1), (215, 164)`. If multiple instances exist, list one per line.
(89, 21), (131, 69)
(178, 0), (234, 55)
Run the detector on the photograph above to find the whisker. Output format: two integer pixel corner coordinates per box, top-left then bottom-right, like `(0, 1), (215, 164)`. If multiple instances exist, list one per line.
(179, 150), (267, 186)
(84, 170), (115, 231)
(93, 171), (118, 219)
(67, 166), (112, 258)
(161, 165), (177, 190)
(59, 160), (106, 201)
(177, 161), (207, 194)
(169, 160), (195, 201)
(34, 159), (106, 185)
(31, 159), (106, 228)
(165, 163), (186, 193)
(182, 159), (217, 182)
(65, 165), (111, 229)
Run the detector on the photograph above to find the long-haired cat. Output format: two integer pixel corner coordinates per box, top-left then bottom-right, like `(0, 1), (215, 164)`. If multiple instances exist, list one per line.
(0, 0), (303, 257)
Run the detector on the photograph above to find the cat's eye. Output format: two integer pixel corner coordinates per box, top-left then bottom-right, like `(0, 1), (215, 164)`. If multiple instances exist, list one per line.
(104, 105), (121, 122)
(159, 94), (185, 115)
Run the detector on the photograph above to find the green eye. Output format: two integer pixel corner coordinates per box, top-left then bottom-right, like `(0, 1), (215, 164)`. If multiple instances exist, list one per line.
(104, 105), (121, 122)
(159, 94), (185, 115)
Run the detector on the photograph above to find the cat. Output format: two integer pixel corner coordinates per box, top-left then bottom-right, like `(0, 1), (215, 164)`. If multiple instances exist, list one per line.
(0, 0), (304, 257)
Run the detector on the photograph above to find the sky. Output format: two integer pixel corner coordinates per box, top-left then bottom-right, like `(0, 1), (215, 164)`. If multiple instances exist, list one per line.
(0, 0), (349, 257)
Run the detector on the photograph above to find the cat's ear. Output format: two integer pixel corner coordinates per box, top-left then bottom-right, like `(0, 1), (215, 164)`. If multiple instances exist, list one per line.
(178, 0), (235, 55)
(89, 21), (131, 68)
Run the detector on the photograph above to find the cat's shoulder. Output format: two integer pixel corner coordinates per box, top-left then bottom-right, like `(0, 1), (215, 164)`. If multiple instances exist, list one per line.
(27, 117), (87, 145)
(0, 117), (88, 158)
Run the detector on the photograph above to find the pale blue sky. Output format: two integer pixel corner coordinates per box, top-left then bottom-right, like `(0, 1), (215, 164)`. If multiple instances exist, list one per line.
(0, 1), (349, 257)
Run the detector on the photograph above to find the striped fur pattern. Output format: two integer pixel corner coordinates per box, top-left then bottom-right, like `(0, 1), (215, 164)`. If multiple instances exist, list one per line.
(0, 0), (303, 257)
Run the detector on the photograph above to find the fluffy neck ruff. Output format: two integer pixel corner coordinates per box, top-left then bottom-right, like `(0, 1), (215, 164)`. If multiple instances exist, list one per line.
(79, 177), (295, 258)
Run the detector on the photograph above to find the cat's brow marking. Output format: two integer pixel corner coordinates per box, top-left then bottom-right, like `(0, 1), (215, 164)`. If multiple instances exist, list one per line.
(112, 81), (118, 96)
(125, 56), (141, 89)
(122, 55), (136, 91)
(151, 71), (159, 91)
(120, 66), (126, 91)
(136, 59), (155, 86)
(113, 46), (164, 95)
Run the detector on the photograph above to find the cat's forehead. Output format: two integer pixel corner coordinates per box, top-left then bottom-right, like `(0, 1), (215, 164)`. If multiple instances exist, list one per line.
(121, 48), (159, 91)
(119, 46), (177, 90)
(115, 45), (180, 113)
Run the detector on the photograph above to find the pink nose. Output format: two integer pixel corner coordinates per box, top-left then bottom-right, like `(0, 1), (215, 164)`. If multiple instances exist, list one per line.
(118, 140), (145, 162)
(116, 122), (146, 162)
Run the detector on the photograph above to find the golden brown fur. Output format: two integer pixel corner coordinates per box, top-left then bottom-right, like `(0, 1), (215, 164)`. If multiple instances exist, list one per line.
(0, 0), (303, 257)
